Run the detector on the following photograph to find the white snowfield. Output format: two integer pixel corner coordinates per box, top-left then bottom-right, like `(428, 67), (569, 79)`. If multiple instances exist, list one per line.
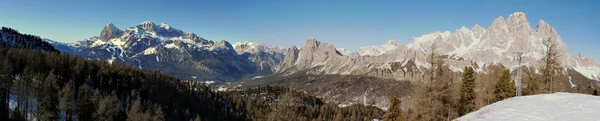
(455, 92), (600, 121)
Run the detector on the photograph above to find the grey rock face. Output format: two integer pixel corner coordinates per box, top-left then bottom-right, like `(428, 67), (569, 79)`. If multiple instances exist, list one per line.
(100, 23), (123, 41)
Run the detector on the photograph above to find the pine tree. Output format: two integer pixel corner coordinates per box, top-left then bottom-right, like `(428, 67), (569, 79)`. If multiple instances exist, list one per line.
(383, 96), (403, 121)
(493, 69), (515, 103)
(38, 72), (60, 121)
(95, 91), (120, 121)
(127, 99), (150, 121)
(459, 67), (476, 116)
(0, 59), (12, 120)
(525, 68), (540, 95)
(60, 80), (75, 121)
(542, 38), (563, 92)
(77, 83), (95, 121)
(152, 104), (165, 121)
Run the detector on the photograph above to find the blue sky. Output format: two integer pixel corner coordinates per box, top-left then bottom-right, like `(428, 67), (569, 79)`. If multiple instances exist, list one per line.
(1, 0), (599, 60)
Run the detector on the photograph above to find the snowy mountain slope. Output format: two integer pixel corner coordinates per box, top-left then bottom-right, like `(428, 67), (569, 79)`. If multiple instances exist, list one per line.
(455, 93), (600, 121)
(233, 41), (285, 72)
(355, 40), (399, 56)
(51, 21), (284, 81)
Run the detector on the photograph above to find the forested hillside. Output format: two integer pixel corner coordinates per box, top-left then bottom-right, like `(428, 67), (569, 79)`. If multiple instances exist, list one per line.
(0, 27), (390, 121)
(0, 27), (57, 52)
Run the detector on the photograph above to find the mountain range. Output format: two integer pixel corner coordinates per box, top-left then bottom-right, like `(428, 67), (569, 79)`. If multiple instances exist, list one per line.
(41, 12), (600, 109)
(47, 21), (283, 82)
(276, 12), (600, 81)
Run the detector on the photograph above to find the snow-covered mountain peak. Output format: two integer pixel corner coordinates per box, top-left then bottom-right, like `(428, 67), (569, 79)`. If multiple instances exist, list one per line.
(385, 40), (398, 46)
(355, 40), (400, 56)
(160, 22), (171, 30)
(510, 11), (526, 16)
(105, 23), (119, 30)
(276, 12), (600, 81)
(232, 41), (285, 55)
(490, 16), (507, 27)
(472, 24), (484, 30)
(457, 26), (470, 32)
(140, 21), (155, 25)
(507, 12), (532, 32)
(50, 21), (285, 81)
(536, 20), (557, 36)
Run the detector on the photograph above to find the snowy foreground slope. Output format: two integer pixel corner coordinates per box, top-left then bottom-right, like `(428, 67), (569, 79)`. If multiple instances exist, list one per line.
(455, 93), (600, 121)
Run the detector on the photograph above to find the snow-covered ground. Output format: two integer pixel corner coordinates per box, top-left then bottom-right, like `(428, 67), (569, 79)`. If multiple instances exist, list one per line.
(456, 92), (600, 121)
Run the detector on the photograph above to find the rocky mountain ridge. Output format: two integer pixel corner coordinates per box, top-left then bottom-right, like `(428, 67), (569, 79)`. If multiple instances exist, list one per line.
(276, 12), (600, 81)
(50, 21), (284, 82)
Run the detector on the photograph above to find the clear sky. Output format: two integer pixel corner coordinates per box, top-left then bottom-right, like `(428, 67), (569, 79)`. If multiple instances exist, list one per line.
(1, 0), (599, 60)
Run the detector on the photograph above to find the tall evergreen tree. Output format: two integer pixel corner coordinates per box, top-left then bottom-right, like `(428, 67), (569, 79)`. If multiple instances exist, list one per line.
(0, 59), (12, 120)
(152, 104), (165, 121)
(383, 96), (404, 121)
(95, 92), (120, 121)
(38, 72), (60, 121)
(493, 69), (515, 103)
(59, 80), (75, 121)
(127, 99), (150, 121)
(542, 38), (563, 92)
(77, 83), (95, 121)
(459, 67), (476, 116)
(525, 68), (540, 95)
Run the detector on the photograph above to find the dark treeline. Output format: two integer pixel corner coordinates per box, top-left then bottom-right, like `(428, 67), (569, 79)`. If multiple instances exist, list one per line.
(0, 47), (244, 121)
(0, 47), (386, 121)
(0, 27), (58, 52)
(220, 86), (384, 121)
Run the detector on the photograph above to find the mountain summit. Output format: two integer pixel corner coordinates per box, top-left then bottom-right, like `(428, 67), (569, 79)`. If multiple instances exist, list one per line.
(52, 22), (284, 82)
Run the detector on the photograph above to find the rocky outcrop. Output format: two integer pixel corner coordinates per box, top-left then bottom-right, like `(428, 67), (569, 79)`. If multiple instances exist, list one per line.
(277, 46), (300, 71)
(100, 23), (123, 41)
(277, 39), (426, 80)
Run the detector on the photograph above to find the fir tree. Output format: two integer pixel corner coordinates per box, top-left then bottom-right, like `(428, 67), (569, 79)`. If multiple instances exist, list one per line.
(383, 96), (404, 121)
(127, 99), (150, 121)
(38, 72), (60, 121)
(152, 104), (165, 121)
(542, 38), (563, 92)
(95, 92), (120, 121)
(525, 68), (540, 95)
(59, 80), (75, 121)
(77, 83), (95, 121)
(459, 67), (476, 116)
(493, 69), (515, 103)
